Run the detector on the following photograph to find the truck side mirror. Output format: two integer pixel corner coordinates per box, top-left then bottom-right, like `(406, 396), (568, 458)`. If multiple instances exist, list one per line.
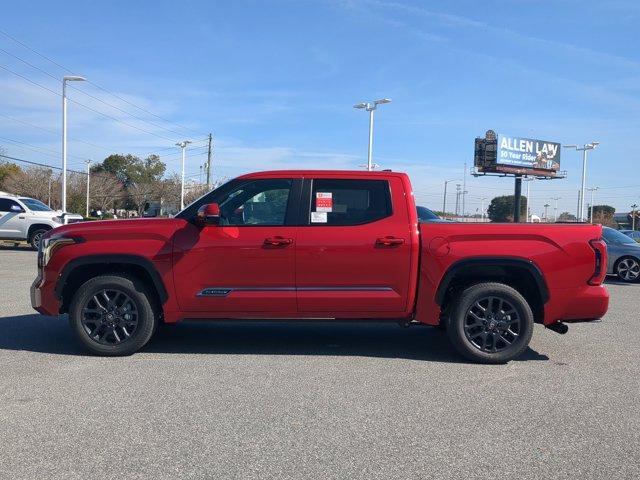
(10, 204), (24, 213)
(196, 203), (221, 226)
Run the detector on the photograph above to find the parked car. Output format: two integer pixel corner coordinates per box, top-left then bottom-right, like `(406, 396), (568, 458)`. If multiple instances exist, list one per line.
(416, 206), (448, 222)
(603, 226), (640, 282)
(619, 229), (640, 242)
(31, 170), (609, 363)
(0, 192), (83, 249)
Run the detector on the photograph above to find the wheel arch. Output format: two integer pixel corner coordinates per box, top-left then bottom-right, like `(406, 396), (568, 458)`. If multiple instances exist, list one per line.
(56, 254), (168, 314)
(435, 257), (549, 324)
(27, 223), (53, 240)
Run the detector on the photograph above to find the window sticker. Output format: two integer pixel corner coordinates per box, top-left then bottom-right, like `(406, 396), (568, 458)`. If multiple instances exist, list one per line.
(311, 211), (328, 223)
(315, 192), (333, 212)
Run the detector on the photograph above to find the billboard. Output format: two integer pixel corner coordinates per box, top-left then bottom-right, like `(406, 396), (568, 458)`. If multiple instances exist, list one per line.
(496, 134), (560, 172)
(474, 131), (563, 178)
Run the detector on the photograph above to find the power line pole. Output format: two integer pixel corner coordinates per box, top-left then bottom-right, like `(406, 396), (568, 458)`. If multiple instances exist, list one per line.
(206, 133), (212, 189)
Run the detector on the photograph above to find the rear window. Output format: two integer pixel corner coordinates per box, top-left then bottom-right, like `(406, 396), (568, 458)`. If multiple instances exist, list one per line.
(309, 179), (392, 226)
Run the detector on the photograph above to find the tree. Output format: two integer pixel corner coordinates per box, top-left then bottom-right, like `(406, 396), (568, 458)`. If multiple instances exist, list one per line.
(558, 212), (577, 222)
(92, 153), (167, 212)
(93, 153), (166, 186)
(590, 205), (616, 227)
(3, 166), (54, 203)
(487, 195), (527, 222)
(0, 162), (22, 190)
(90, 172), (125, 213)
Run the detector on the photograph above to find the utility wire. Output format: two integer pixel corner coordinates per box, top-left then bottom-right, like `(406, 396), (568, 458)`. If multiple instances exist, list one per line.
(0, 153), (86, 175)
(0, 28), (206, 138)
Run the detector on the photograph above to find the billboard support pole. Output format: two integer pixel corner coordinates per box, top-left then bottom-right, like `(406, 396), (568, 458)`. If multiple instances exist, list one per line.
(514, 175), (522, 223)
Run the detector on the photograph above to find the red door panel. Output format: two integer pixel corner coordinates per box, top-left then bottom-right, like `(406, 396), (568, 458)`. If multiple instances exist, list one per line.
(172, 223), (297, 314)
(296, 176), (412, 316)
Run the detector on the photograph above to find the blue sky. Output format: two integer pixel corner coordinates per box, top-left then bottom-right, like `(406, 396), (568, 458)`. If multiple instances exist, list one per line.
(0, 0), (638, 216)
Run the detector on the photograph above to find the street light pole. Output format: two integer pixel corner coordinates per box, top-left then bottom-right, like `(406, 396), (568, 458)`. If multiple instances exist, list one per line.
(632, 204), (638, 231)
(85, 160), (91, 218)
(563, 142), (599, 221)
(551, 197), (561, 222)
(587, 187), (599, 223)
(524, 177), (535, 222)
(480, 197), (487, 221)
(354, 99), (391, 171)
(61, 75), (86, 213)
(544, 203), (550, 222)
(176, 140), (192, 210)
(442, 179), (459, 220)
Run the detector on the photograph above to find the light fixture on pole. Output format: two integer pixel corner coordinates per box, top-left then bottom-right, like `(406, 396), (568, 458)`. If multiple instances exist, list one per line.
(61, 75), (86, 213)
(176, 140), (192, 210)
(563, 142), (599, 221)
(353, 98), (391, 171)
(442, 179), (459, 220)
(85, 160), (91, 218)
(587, 187), (599, 223)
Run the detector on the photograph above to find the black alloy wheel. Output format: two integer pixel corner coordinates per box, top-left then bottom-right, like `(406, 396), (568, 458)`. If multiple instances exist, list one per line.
(463, 296), (521, 353)
(446, 282), (534, 364)
(81, 289), (139, 345)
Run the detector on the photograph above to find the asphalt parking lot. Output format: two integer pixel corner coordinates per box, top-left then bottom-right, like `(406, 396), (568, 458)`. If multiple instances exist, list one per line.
(0, 246), (638, 480)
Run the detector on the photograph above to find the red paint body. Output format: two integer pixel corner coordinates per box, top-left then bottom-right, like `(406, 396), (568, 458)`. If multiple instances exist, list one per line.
(31, 170), (609, 327)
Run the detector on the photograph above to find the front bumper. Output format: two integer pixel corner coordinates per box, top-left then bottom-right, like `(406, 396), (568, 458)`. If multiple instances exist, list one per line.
(30, 272), (61, 316)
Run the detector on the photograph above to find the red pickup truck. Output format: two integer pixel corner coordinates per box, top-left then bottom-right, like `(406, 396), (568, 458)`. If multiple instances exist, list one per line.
(31, 170), (609, 363)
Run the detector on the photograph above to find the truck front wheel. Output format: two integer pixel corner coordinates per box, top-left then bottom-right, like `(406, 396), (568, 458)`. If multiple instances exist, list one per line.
(68, 274), (158, 356)
(446, 282), (534, 363)
(29, 227), (49, 250)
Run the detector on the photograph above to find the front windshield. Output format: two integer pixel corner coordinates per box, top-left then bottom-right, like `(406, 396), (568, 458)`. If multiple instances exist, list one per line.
(603, 227), (636, 245)
(19, 198), (53, 212)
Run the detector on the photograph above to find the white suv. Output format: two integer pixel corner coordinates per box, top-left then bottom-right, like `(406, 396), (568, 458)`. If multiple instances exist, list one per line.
(0, 192), (84, 250)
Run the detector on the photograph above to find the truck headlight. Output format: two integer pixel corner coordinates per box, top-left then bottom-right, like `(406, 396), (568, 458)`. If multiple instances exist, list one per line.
(39, 235), (80, 267)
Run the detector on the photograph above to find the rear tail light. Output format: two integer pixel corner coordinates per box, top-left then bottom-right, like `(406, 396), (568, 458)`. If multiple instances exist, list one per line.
(588, 238), (607, 285)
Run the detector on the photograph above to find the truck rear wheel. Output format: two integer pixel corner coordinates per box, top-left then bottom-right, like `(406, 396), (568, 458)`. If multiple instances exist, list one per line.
(446, 282), (534, 364)
(68, 274), (157, 356)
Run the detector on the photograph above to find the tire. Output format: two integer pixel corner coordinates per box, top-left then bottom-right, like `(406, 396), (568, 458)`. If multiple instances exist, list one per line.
(29, 228), (49, 251)
(68, 274), (158, 356)
(446, 282), (534, 364)
(615, 257), (640, 283)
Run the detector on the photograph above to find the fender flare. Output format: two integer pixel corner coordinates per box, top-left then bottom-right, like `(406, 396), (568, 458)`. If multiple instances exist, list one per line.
(434, 257), (550, 306)
(55, 254), (168, 303)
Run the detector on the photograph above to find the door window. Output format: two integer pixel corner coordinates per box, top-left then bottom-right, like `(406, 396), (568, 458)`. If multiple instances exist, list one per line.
(0, 199), (23, 212)
(308, 179), (392, 225)
(218, 179), (292, 226)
